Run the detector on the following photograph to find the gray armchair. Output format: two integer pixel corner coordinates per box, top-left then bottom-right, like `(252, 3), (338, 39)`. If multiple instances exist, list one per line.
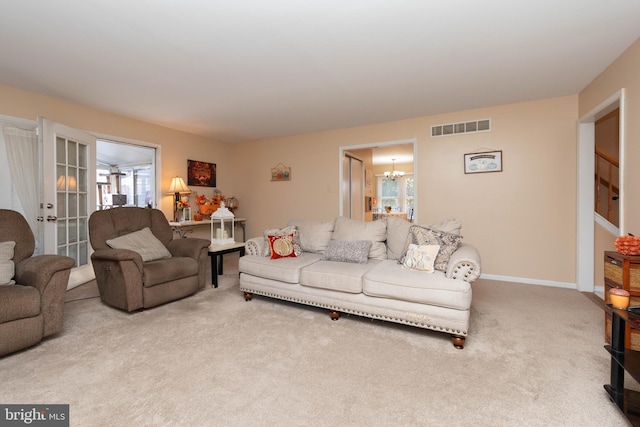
(88, 207), (210, 312)
(0, 209), (74, 357)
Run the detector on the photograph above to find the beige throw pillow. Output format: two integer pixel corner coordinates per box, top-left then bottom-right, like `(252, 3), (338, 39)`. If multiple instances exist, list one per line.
(402, 244), (440, 273)
(106, 227), (172, 262)
(331, 216), (387, 260)
(0, 241), (16, 285)
(287, 219), (335, 253)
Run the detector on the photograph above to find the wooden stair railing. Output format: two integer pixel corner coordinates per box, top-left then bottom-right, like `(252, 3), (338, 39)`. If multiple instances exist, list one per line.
(595, 146), (619, 224)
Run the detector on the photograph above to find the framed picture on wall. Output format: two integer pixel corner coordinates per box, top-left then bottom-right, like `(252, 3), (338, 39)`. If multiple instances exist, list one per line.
(464, 150), (503, 174)
(271, 163), (291, 181)
(188, 160), (216, 187)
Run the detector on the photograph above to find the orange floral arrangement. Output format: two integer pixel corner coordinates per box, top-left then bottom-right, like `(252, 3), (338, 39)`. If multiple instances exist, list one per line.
(615, 235), (640, 255)
(194, 192), (225, 215)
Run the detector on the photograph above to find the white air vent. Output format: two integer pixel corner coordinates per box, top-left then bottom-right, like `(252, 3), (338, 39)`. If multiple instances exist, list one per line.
(431, 119), (491, 137)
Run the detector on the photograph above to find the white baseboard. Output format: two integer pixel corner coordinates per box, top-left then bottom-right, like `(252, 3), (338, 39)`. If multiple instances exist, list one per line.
(480, 273), (577, 290)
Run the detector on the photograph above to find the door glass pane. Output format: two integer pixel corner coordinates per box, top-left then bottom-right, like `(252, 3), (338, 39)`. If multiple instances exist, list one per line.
(79, 242), (87, 266)
(68, 244), (77, 267)
(79, 193), (87, 216)
(57, 220), (67, 246)
(78, 144), (87, 168)
(68, 194), (78, 219)
(79, 218), (87, 241)
(68, 218), (78, 243)
(56, 137), (65, 163)
(68, 140), (77, 166)
(57, 193), (66, 218)
(78, 168), (87, 192)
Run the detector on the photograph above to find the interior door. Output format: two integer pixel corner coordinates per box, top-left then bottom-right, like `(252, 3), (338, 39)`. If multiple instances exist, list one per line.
(40, 118), (97, 288)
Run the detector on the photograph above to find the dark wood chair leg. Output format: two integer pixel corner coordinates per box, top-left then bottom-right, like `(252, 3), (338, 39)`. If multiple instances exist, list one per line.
(451, 335), (465, 349)
(329, 310), (340, 321)
(243, 292), (253, 301)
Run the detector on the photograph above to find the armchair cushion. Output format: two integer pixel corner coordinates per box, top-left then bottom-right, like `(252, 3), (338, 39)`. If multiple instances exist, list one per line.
(106, 227), (171, 262)
(0, 241), (16, 285)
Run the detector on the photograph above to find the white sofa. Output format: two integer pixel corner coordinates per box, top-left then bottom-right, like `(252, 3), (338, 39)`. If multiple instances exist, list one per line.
(239, 216), (481, 349)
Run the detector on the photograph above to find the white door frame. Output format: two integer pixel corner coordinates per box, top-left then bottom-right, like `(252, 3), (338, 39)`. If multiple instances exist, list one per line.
(576, 89), (625, 292)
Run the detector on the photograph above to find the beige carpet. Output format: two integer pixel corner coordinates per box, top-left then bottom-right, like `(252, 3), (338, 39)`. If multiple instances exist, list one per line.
(1, 256), (630, 426)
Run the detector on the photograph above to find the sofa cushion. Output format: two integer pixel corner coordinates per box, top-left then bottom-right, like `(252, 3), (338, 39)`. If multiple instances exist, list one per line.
(0, 284), (41, 323)
(263, 226), (302, 257)
(384, 216), (412, 260)
(363, 260), (472, 310)
(239, 253), (323, 284)
(287, 219), (334, 253)
(267, 234), (298, 259)
(300, 260), (379, 293)
(399, 225), (462, 272)
(106, 227), (172, 262)
(331, 217), (387, 260)
(402, 244), (440, 273)
(0, 241), (16, 285)
(323, 240), (372, 264)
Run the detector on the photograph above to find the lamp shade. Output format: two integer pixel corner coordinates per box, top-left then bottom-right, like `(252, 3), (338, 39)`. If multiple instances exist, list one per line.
(168, 176), (190, 194)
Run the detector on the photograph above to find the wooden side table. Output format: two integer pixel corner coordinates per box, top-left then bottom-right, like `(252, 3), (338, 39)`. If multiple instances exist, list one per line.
(208, 242), (245, 288)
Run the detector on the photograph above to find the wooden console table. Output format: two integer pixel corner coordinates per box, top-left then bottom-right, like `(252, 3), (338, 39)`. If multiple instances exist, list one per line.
(169, 218), (246, 241)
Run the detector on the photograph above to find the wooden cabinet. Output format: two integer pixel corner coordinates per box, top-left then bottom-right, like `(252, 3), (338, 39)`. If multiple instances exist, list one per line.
(605, 251), (640, 350)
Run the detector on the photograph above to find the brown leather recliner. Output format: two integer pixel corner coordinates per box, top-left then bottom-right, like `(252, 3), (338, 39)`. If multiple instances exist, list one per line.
(88, 207), (210, 312)
(0, 209), (74, 357)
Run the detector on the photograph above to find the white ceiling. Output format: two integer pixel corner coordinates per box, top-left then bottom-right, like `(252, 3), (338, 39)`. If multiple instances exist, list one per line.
(2, 1), (640, 143)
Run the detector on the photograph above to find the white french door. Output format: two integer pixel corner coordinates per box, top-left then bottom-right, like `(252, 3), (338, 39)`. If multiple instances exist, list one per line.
(40, 118), (96, 288)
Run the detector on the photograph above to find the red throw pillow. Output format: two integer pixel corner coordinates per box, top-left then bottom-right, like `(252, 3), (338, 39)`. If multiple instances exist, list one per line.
(268, 234), (297, 259)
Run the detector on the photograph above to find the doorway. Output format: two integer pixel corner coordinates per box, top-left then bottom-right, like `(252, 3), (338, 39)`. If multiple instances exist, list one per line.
(577, 89), (625, 294)
(340, 139), (416, 222)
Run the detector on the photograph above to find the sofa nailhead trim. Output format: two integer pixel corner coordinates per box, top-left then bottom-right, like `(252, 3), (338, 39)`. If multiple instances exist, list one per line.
(240, 287), (468, 336)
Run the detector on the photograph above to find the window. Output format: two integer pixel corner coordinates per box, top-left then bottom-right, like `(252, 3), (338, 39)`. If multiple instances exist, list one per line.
(376, 174), (413, 213)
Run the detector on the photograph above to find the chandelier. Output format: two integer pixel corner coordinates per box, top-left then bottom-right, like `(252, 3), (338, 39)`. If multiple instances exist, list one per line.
(384, 159), (405, 181)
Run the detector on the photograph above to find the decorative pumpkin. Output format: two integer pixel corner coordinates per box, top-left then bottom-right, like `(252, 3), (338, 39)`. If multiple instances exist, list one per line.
(193, 213), (203, 221)
(615, 235), (640, 256)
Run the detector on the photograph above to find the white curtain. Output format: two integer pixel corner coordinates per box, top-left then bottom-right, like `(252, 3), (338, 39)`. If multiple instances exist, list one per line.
(3, 125), (40, 238)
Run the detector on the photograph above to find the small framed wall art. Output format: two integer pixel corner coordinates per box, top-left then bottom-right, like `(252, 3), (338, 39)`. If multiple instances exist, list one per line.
(271, 163), (291, 181)
(188, 160), (216, 187)
(464, 150), (502, 174)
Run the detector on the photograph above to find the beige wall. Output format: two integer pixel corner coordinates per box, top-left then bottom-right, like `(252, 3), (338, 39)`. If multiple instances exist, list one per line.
(232, 95), (579, 284)
(0, 85), (232, 220)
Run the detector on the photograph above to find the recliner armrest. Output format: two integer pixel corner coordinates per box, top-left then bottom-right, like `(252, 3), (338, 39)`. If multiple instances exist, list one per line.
(166, 237), (210, 259)
(445, 243), (481, 283)
(15, 255), (75, 292)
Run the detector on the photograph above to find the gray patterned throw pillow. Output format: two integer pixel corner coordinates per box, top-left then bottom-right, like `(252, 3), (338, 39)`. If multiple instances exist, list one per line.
(323, 240), (372, 264)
